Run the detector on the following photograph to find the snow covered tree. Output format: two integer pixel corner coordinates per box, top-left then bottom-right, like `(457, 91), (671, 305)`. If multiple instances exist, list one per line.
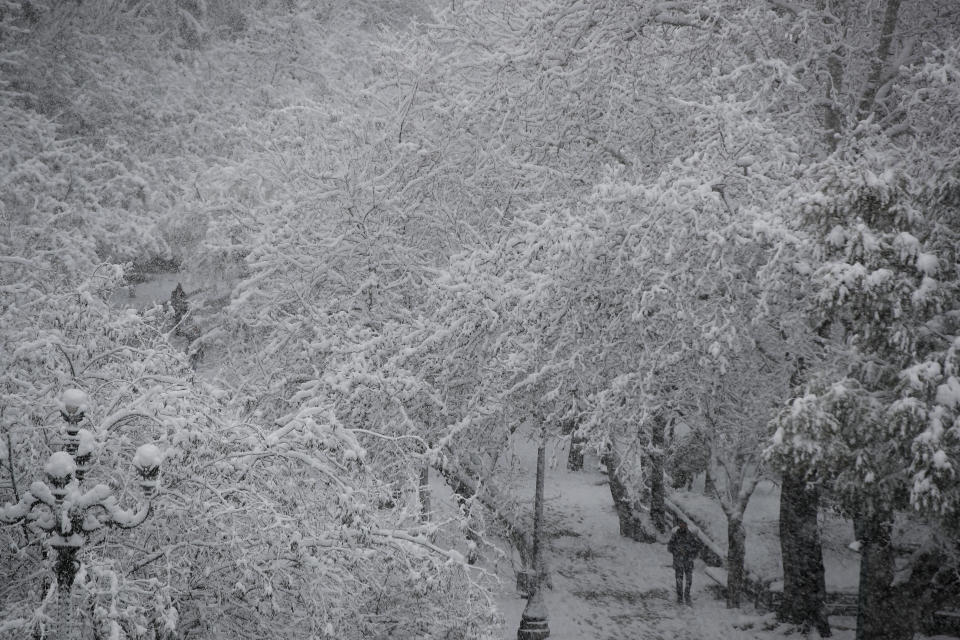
(405, 111), (813, 598)
(705, 0), (960, 630)
(771, 43), (960, 639)
(348, 0), (837, 599)
(0, 264), (499, 638)
(1, 5), (503, 634)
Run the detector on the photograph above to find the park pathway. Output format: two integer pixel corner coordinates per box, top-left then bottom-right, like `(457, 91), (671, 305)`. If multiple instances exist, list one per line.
(488, 442), (816, 640)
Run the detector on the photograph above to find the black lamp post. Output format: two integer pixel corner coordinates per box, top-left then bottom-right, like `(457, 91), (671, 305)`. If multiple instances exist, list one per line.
(1, 447), (160, 588)
(0, 390), (162, 637)
(517, 424), (549, 640)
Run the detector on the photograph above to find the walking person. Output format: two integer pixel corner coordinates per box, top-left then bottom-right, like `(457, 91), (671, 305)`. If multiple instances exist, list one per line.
(667, 519), (701, 605)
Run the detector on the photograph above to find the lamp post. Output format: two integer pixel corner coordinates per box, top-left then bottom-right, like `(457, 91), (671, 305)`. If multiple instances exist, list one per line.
(517, 424), (549, 640)
(0, 390), (162, 639)
(1, 448), (160, 581)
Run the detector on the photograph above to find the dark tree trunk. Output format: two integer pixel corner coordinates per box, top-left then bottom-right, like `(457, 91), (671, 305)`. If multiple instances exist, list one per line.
(602, 446), (655, 543)
(703, 464), (715, 497)
(778, 471), (831, 636)
(857, 0), (903, 119)
(896, 545), (960, 636)
(726, 516), (746, 608)
(649, 414), (666, 532)
(815, 0), (849, 151)
(170, 283), (188, 333)
(854, 508), (911, 640)
(418, 461), (430, 522)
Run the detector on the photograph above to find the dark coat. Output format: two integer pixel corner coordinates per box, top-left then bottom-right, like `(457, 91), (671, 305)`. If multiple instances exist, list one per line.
(667, 526), (701, 567)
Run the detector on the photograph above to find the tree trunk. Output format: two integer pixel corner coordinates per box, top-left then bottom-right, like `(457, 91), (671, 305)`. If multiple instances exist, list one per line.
(854, 508), (911, 640)
(895, 545), (960, 636)
(778, 471), (831, 636)
(567, 422), (585, 471)
(418, 461), (430, 522)
(726, 515), (746, 608)
(857, 0), (903, 119)
(703, 464), (715, 497)
(649, 414), (666, 532)
(602, 446), (655, 543)
(819, 0), (849, 152)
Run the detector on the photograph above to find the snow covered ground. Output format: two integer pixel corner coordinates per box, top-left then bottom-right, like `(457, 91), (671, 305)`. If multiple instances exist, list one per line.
(669, 484), (860, 594)
(461, 434), (957, 640)
(479, 443), (822, 639)
(108, 272), (183, 310)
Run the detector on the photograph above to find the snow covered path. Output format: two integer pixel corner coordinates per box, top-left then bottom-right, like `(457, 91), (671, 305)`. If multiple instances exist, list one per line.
(490, 448), (832, 640)
(512, 465), (718, 640)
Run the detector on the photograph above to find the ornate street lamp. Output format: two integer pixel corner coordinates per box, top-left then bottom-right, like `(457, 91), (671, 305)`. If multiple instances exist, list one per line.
(1, 394), (163, 638)
(1, 448), (160, 590)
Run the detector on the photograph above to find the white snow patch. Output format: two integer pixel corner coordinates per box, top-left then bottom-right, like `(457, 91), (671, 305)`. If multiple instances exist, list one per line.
(932, 450), (950, 469)
(771, 427), (784, 446)
(61, 388), (89, 413)
(865, 268), (893, 288)
(916, 252), (939, 276)
(912, 276), (938, 304)
(860, 228), (881, 253)
(133, 444), (163, 469)
(77, 429), (97, 457)
(920, 406), (946, 444)
(893, 231), (921, 259)
(45, 452), (76, 478)
(935, 377), (960, 409)
(826, 225), (846, 248)
(901, 361), (942, 389)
